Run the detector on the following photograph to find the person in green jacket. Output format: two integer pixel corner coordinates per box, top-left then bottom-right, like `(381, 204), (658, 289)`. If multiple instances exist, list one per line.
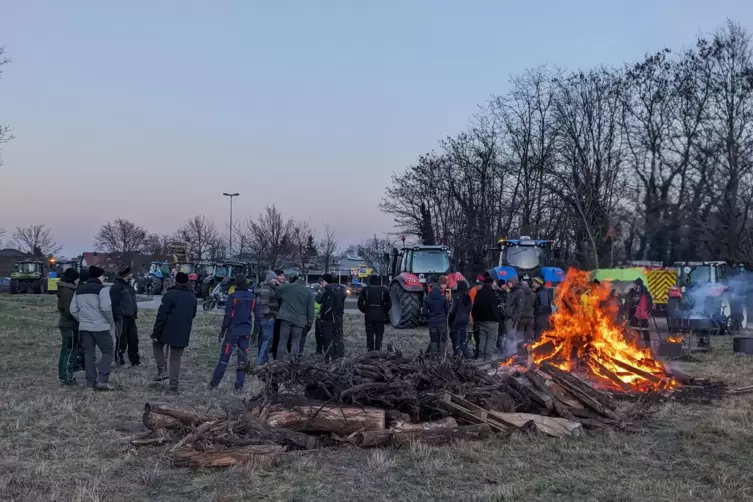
(273, 274), (315, 361)
(56, 268), (80, 385)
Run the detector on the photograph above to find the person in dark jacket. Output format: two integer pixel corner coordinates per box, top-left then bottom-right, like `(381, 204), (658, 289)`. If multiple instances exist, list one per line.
(357, 275), (391, 351)
(626, 278), (653, 346)
(503, 277), (524, 353)
(110, 266), (140, 367)
(255, 270), (279, 366)
(532, 277), (552, 339)
(270, 269), (286, 359)
(151, 272), (198, 392)
(422, 281), (451, 354)
(518, 280), (536, 342)
(274, 273), (315, 361)
(318, 274), (346, 361)
(210, 274), (261, 389)
(472, 276), (501, 359)
(495, 280), (509, 355)
(448, 280), (473, 358)
(57, 267), (80, 385)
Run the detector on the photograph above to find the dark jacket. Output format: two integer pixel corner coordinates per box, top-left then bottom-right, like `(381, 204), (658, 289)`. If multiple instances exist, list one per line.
(318, 283), (346, 323)
(256, 282), (279, 321)
(222, 288), (262, 336)
(56, 281), (78, 330)
(275, 281), (315, 328)
(626, 286), (653, 320)
(471, 285), (501, 323)
(358, 285), (391, 323)
(521, 282), (536, 319)
(534, 287), (553, 318)
(152, 285), (198, 348)
(495, 288), (508, 318)
(422, 285), (451, 328)
(505, 284), (524, 322)
(448, 288), (472, 329)
(110, 277), (138, 321)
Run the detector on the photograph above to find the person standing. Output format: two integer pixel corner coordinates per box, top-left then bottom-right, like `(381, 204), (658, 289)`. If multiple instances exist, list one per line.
(423, 281), (451, 354)
(110, 266), (140, 367)
(255, 270), (279, 366)
(209, 274), (261, 390)
(270, 269), (286, 359)
(357, 275), (391, 351)
(314, 297), (323, 354)
(151, 272), (198, 392)
(532, 278), (552, 339)
(518, 280), (536, 343)
(318, 274), (344, 361)
(503, 277), (524, 353)
(627, 278), (653, 346)
(69, 266), (115, 390)
(448, 279), (473, 358)
(274, 274), (314, 361)
(469, 275), (483, 357)
(495, 280), (509, 355)
(56, 267), (80, 385)
(471, 276), (501, 360)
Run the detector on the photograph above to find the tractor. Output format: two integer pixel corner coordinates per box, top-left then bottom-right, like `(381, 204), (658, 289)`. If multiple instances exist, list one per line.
(169, 242), (199, 295)
(10, 260), (47, 294)
(134, 261), (171, 295)
(487, 237), (565, 293)
(201, 263), (231, 299)
(386, 244), (466, 329)
(46, 259), (81, 294)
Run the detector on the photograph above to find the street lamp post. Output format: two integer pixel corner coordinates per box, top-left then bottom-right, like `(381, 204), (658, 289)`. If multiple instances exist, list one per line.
(223, 192), (239, 259)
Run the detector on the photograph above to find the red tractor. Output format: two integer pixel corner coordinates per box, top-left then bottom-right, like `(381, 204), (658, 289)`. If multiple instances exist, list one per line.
(386, 244), (467, 329)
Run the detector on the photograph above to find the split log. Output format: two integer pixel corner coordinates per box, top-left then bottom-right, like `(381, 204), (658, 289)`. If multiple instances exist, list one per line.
(607, 358), (662, 385)
(172, 444), (284, 468)
(392, 417), (457, 431)
(542, 365), (620, 420)
(524, 369), (574, 420)
(351, 424), (492, 448)
(264, 405), (386, 435)
(511, 375), (553, 412)
(142, 403), (218, 430)
(486, 412), (582, 438)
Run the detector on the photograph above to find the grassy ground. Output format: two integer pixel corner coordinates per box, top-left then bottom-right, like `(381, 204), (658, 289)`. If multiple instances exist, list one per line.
(1, 295), (753, 502)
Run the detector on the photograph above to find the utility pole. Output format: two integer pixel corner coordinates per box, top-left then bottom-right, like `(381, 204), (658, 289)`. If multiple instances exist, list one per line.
(222, 192), (239, 259)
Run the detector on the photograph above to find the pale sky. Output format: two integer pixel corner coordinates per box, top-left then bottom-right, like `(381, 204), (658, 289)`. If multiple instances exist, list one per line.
(1, 1), (751, 255)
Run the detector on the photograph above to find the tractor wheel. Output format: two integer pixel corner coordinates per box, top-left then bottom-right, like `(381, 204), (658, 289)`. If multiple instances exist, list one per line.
(131, 278), (143, 294)
(389, 283), (421, 329)
(10, 279), (19, 294)
(32, 280), (43, 295)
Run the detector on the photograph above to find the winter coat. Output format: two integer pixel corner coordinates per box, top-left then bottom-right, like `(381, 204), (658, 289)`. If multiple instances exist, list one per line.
(471, 285), (501, 323)
(627, 286), (653, 320)
(505, 285), (524, 322)
(318, 283), (346, 323)
(275, 281), (315, 328)
(357, 285), (391, 323)
(222, 288), (262, 336)
(422, 285), (451, 328)
(495, 288), (508, 318)
(534, 287), (553, 318)
(448, 289), (472, 329)
(152, 285), (198, 348)
(56, 281), (78, 330)
(110, 277), (138, 321)
(256, 280), (279, 321)
(521, 283), (536, 319)
(70, 279), (114, 332)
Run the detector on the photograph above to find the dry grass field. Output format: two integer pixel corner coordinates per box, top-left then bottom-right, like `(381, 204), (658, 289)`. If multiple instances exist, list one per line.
(1, 294), (753, 501)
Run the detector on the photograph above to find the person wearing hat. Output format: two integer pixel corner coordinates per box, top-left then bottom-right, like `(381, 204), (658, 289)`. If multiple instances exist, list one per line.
(255, 270), (280, 365)
(357, 274), (392, 351)
(318, 273), (346, 361)
(471, 276), (501, 360)
(151, 271), (198, 392)
(209, 274), (261, 390)
(468, 275), (484, 357)
(532, 277), (552, 340)
(110, 266), (140, 367)
(56, 267), (80, 385)
(273, 272), (315, 361)
(626, 277), (653, 346)
(69, 265), (116, 390)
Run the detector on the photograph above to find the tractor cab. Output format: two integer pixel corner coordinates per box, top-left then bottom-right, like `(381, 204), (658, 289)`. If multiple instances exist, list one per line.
(47, 259), (80, 293)
(15, 261), (44, 275)
(10, 260), (46, 294)
(488, 237), (564, 289)
(148, 261), (171, 279)
(674, 261), (727, 289)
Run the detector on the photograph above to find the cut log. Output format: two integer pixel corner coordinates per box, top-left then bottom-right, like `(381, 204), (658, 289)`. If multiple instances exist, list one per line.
(142, 404), (183, 430)
(590, 361), (633, 392)
(607, 358), (662, 384)
(486, 412), (583, 438)
(172, 444), (284, 468)
(352, 424), (492, 447)
(142, 403), (218, 430)
(542, 365), (620, 420)
(264, 405), (386, 436)
(524, 369), (574, 420)
(392, 417), (457, 431)
(437, 393), (509, 434)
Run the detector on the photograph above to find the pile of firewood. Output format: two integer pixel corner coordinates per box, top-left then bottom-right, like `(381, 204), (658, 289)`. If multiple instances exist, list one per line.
(130, 351), (658, 468)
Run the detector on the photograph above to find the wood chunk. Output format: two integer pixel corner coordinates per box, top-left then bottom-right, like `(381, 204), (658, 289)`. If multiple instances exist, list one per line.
(172, 444), (284, 468)
(607, 358), (662, 384)
(392, 417), (457, 431)
(542, 365), (620, 420)
(264, 405), (386, 436)
(486, 412), (583, 438)
(351, 424), (492, 447)
(524, 369), (574, 420)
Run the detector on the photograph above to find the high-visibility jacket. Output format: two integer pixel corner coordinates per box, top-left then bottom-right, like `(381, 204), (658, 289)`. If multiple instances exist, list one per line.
(468, 286), (479, 321)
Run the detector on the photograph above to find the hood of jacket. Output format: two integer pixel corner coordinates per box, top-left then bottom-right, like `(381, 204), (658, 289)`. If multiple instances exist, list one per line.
(56, 281), (77, 296)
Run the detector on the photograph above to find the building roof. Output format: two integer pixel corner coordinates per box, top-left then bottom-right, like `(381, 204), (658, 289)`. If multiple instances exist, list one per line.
(0, 248), (30, 258)
(81, 252), (120, 269)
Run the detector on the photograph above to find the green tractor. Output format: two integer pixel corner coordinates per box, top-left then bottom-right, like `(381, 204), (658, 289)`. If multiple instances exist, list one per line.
(10, 260), (47, 294)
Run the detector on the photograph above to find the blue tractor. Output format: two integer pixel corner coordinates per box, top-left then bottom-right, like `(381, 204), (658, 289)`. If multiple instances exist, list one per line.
(487, 236), (565, 291)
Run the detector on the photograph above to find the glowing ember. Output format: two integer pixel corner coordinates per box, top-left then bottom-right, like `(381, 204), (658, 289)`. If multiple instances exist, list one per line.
(666, 335), (684, 343)
(527, 268), (677, 392)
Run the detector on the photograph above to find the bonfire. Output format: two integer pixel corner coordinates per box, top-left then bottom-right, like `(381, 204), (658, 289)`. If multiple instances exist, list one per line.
(505, 268), (677, 392)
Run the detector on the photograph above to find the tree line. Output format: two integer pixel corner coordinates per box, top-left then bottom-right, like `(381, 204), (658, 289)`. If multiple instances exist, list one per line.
(381, 20), (753, 276)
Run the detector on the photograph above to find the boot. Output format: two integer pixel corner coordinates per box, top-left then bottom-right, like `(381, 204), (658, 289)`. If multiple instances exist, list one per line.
(153, 369), (168, 381)
(115, 353), (126, 367)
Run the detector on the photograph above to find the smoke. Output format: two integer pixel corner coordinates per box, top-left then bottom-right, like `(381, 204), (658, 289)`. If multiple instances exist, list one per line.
(681, 269), (753, 318)
(502, 330), (524, 358)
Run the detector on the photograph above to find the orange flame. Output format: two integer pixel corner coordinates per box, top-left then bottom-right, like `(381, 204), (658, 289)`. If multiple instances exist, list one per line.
(530, 268), (676, 392)
(666, 335), (684, 343)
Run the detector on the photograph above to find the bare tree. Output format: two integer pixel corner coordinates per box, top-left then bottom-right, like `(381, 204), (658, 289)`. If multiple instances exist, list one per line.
(319, 223), (338, 273)
(290, 221), (317, 280)
(357, 234), (394, 277)
(248, 205), (294, 269)
(0, 47), (13, 167)
(94, 218), (148, 254)
(178, 215), (219, 260)
(227, 218), (253, 260)
(141, 234), (172, 256)
(12, 224), (62, 256)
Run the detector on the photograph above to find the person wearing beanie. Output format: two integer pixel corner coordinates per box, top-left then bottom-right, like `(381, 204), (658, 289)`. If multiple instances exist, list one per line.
(269, 270), (287, 360)
(357, 275), (391, 351)
(532, 278), (552, 340)
(448, 279), (473, 358)
(110, 266), (140, 367)
(317, 273), (346, 361)
(471, 276), (501, 359)
(255, 271), (280, 365)
(69, 264), (116, 390)
(56, 267), (80, 385)
(209, 274), (261, 390)
(272, 271), (315, 361)
(423, 280), (451, 354)
(495, 279), (509, 355)
(150, 271), (197, 392)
